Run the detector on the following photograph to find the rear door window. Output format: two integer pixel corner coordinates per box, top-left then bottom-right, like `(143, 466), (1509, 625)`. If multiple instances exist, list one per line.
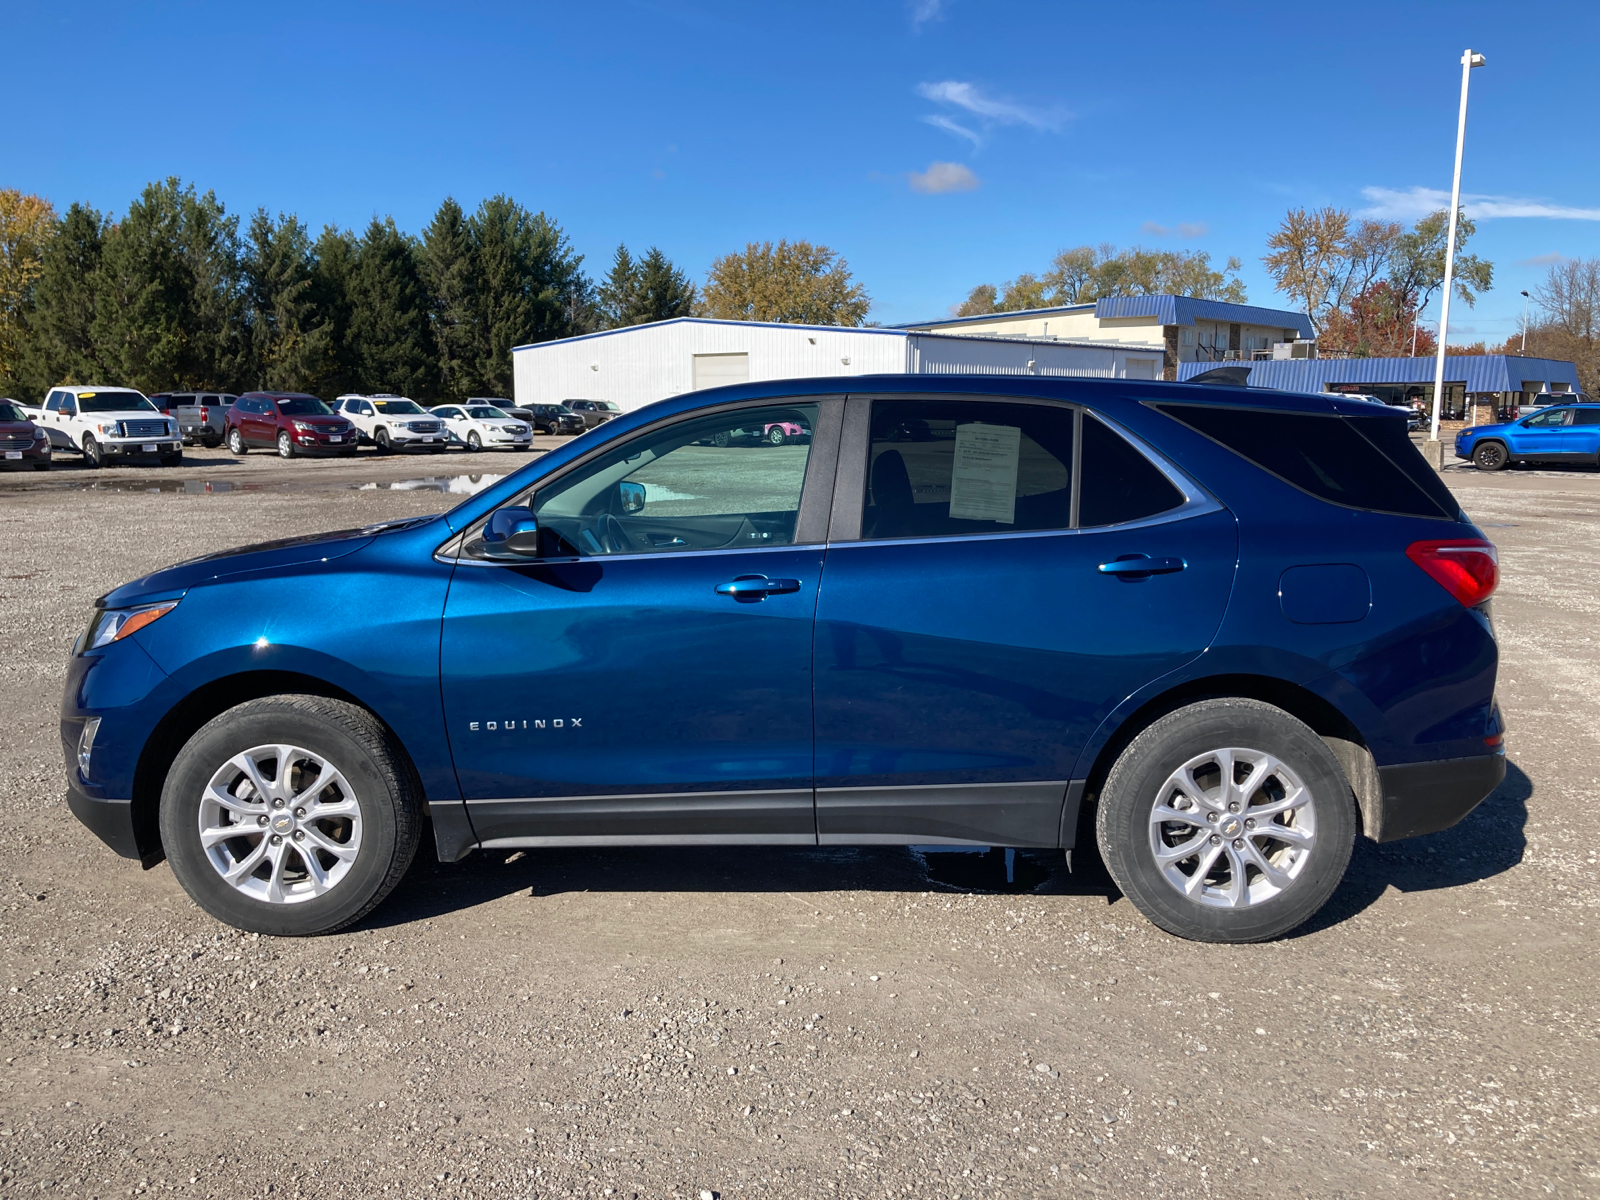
(1573, 408), (1600, 426)
(862, 399), (1074, 540)
(1079, 415), (1186, 526)
(1156, 403), (1459, 520)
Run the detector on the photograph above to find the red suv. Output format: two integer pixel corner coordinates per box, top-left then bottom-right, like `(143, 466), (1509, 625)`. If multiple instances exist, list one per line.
(225, 393), (357, 458)
(0, 398), (51, 470)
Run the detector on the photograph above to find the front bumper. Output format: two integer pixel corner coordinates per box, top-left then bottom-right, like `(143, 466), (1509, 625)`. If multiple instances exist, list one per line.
(65, 777), (160, 865)
(1, 443), (50, 467)
(393, 435), (449, 451)
(1371, 753), (1505, 842)
(102, 437), (182, 456)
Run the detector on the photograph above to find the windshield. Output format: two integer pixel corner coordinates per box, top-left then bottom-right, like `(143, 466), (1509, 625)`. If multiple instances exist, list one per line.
(78, 392), (155, 413)
(598, 401), (621, 412)
(276, 396), (333, 415)
(374, 400), (425, 415)
(466, 406), (509, 419)
(0, 401), (28, 422)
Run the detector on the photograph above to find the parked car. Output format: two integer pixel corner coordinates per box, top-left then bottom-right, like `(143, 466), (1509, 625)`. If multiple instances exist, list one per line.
(29, 385), (182, 467)
(698, 417), (811, 447)
(565, 399), (623, 429)
(63, 377), (1503, 943)
(427, 403), (533, 452)
(225, 393), (357, 457)
(334, 395), (448, 453)
(0, 398), (51, 470)
(522, 403), (586, 436)
(1455, 400), (1600, 470)
(149, 392), (237, 447)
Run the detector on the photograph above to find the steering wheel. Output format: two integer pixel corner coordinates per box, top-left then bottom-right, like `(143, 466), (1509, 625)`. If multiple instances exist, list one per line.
(599, 513), (632, 554)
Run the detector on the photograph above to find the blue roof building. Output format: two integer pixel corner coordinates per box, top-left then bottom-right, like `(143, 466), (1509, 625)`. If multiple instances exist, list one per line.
(1177, 354), (1582, 411)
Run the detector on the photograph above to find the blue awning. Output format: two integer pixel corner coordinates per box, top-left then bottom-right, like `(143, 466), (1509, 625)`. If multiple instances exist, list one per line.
(1176, 355), (1581, 394)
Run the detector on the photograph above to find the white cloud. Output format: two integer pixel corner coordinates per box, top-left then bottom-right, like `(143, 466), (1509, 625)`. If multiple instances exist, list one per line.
(916, 80), (1069, 133)
(909, 0), (946, 29)
(922, 114), (981, 147)
(909, 161), (980, 195)
(1360, 185), (1600, 221)
(1516, 252), (1567, 267)
(1141, 220), (1209, 238)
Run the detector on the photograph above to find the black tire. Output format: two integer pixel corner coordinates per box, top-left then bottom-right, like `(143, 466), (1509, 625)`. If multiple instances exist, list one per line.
(277, 430), (296, 459)
(159, 695), (423, 936)
(160, 451), (183, 467)
(203, 437), (221, 449)
(467, 431), (482, 452)
(227, 427), (247, 455)
(82, 435), (103, 468)
(1473, 441), (1508, 471)
(514, 444), (531, 452)
(375, 428), (392, 455)
(767, 426), (786, 446)
(713, 431), (731, 448)
(1095, 698), (1357, 944)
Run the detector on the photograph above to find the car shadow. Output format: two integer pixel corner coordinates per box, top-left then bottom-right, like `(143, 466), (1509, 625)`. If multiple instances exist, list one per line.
(360, 761), (1528, 934)
(1291, 758), (1531, 937)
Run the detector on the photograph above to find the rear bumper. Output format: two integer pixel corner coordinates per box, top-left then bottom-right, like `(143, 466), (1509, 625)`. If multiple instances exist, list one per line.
(1372, 753), (1505, 842)
(65, 778), (160, 866)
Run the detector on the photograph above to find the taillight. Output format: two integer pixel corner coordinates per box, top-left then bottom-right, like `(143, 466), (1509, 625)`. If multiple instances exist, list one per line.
(200, 405), (209, 421)
(1406, 539), (1498, 607)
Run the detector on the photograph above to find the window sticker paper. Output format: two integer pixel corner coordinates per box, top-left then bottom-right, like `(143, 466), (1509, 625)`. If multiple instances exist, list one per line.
(948, 422), (1021, 524)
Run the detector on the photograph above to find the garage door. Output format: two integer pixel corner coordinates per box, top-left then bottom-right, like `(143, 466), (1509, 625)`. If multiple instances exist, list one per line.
(693, 352), (750, 390)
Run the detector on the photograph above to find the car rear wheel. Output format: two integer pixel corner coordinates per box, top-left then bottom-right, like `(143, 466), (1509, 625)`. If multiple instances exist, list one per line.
(467, 431), (482, 452)
(227, 427), (247, 455)
(1095, 698), (1357, 943)
(277, 430), (296, 459)
(159, 695), (423, 936)
(1473, 441), (1508, 471)
(81, 434), (103, 468)
(768, 426), (786, 446)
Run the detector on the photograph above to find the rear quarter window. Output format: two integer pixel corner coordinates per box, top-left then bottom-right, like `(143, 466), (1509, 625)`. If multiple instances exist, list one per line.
(1155, 403), (1460, 520)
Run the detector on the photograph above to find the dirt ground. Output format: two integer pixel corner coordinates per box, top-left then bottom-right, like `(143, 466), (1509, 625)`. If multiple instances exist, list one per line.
(1, 445), (1596, 1199)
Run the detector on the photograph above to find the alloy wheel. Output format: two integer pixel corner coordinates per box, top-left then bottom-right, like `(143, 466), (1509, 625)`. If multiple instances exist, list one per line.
(1147, 746), (1316, 909)
(198, 743), (364, 905)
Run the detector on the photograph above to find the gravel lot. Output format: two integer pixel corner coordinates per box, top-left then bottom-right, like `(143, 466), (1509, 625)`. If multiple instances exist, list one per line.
(1, 447), (1597, 1198)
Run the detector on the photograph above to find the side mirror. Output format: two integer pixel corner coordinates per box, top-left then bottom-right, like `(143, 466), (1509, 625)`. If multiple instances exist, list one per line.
(481, 506), (541, 559)
(618, 481), (646, 515)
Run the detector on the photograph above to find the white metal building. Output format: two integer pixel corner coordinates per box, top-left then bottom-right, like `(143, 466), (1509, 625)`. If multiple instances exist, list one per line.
(511, 318), (1166, 414)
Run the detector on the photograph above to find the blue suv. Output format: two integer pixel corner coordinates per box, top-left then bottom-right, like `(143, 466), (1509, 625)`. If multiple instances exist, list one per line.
(62, 378), (1505, 943)
(1456, 399), (1600, 470)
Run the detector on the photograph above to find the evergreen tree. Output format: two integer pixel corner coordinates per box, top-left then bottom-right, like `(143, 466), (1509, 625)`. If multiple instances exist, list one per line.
(13, 202), (106, 396)
(420, 198), (478, 402)
(346, 217), (435, 399)
(306, 225), (360, 397)
(242, 210), (329, 392)
(597, 244), (639, 329)
(467, 196), (587, 395)
(635, 247), (695, 323)
(91, 178), (245, 392)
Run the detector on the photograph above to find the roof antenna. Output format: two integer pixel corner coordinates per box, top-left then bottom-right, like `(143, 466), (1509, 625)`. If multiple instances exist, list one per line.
(1186, 366), (1252, 387)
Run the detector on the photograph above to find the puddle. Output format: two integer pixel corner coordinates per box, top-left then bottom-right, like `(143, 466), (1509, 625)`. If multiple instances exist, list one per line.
(353, 474), (506, 495)
(914, 846), (1062, 894)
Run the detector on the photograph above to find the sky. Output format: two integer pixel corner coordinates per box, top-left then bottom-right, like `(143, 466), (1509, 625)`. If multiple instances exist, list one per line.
(11, 0), (1600, 344)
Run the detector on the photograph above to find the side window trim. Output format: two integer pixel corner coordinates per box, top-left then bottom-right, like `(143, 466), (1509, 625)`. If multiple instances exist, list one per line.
(827, 394), (1216, 546)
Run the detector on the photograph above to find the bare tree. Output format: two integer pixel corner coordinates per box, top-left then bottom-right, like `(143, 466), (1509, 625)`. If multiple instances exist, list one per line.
(1262, 207), (1349, 335)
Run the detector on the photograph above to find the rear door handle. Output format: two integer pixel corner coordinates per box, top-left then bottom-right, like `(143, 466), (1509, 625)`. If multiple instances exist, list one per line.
(1098, 555), (1187, 577)
(715, 574), (802, 600)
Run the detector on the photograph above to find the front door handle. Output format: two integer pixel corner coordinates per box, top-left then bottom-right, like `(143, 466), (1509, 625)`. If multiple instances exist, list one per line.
(1098, 555), (1187, 577)
(715, 574), (802, 600)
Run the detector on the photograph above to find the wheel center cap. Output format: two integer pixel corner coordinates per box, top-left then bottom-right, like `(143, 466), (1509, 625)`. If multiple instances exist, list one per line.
(270, 812), (295, 834)
(1219, 815), (1243, 838)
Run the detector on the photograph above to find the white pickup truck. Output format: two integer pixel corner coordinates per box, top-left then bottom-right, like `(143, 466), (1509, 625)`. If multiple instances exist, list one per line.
(333, 394), (448, 453)
(28, 386), (183, 467)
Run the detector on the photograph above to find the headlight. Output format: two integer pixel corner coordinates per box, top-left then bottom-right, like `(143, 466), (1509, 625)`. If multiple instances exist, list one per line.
(33, 427), (47, 441)
(97, 422), (118, 435)
(293, 421), (315, 432)
(83, 601), (178, 652)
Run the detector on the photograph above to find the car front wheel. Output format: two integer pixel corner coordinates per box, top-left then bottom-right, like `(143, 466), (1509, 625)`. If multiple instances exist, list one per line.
(1095, 698), (1357, 943)
(159, 695), (424, 935)
(466, 431), (482, 451)
(227, 427), (247, 455)
(1473, 441), (1508, 471)
(278, 430), (296, 458)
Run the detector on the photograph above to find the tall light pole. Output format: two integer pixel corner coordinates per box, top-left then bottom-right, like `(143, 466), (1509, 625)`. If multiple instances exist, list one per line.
(1520, 290), (1530, 353)
(1429, 48), (1487, 454)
